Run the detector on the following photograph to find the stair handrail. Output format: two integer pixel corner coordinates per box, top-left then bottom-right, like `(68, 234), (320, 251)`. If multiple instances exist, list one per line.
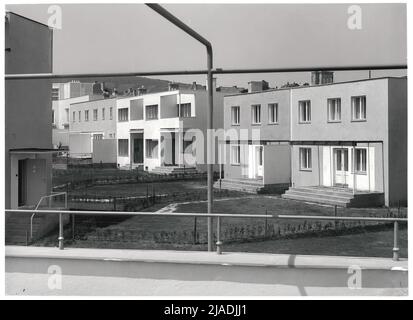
(30, 191), (67, 240)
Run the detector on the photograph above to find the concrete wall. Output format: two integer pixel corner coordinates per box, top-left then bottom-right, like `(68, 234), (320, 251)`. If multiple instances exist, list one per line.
(5, 13), (53, 208)
(52, 129), (69, 148)
(92, 139), (117, 164)
(387, 78), (408, 206)
(69, 134), (92, 156)
(263, 144), (291, 185)
(5, 247), (408, 296)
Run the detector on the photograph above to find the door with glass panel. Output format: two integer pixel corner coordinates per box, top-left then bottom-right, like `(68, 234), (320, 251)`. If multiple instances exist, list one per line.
(334, 148), (349, 187)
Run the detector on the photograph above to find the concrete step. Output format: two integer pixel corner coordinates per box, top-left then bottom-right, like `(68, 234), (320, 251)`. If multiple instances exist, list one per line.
(284, 189), (354, 202)
(291, 186), (354, 196)
(282, 193), (351, 207)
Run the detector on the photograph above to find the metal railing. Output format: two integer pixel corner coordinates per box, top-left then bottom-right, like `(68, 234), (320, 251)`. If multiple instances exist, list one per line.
(6, 208), (407, 261)
(30, 192), (67, 240)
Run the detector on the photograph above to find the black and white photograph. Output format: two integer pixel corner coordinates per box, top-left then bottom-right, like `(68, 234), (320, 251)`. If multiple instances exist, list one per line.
(2, 0), (410, 302)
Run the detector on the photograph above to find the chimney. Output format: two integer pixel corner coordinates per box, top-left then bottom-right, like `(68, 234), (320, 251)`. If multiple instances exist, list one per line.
(311, 71), (334, 85)
(191, 81), (197, 91)
(137, 86), (147, 96)
(205, 77), (217, 91)
(168, 82), (179, 91)
(248, 80), (269, 93)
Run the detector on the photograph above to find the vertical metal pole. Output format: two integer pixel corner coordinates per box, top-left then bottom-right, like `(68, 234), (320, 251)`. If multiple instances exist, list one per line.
(352, 145), (356, 195)
(216, 216), (222, 254)
(207, 47), (214, 252)
(72, 214), (75, 240)
(393, 221), (399, 261)
(58, 212), (64, 250)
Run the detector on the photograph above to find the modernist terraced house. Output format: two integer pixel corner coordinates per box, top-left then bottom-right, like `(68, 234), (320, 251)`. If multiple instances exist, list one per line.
(220, 74), (407, 207)
(116, 82), (227, 174)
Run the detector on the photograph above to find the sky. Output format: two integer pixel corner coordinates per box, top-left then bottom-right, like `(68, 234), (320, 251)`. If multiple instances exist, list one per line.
(6, 3), (407, 88)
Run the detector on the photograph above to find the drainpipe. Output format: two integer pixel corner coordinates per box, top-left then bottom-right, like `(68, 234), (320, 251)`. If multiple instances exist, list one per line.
(146, 4), (214, 252)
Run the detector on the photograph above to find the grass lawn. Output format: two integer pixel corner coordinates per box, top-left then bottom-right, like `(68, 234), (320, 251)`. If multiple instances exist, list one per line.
(36, 196), (407, 259)
(224, 228), (408, 259)
(70, 180), (208, 197)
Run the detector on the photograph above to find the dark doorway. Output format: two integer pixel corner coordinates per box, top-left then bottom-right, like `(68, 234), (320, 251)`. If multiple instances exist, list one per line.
(18, 159), (27, 207)
(133, 138), (144, 164)
(171, 133), (176, 165)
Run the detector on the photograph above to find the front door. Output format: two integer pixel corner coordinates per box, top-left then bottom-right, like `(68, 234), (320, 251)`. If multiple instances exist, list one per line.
(256, 146), (263, 177)
(18, 159), (27, 207)
(133, 138), (144, 164)
(334, 148), (349, 187)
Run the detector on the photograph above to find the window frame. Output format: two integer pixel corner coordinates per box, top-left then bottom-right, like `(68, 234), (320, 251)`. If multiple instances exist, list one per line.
(85, 110), (89, 122)
(298, 100), (311, 124)
(93, 109), (98, 121)
(299, 147), (312, 171)
(251, 104), (261, 125)
(355, 148), (367, 174)
(351, 96), (367, 122)
(179, 103), (192, 118)
(145, 105), (159, 120)
(118, 139), (129, 157)
(268, 103), (279, 124)
(118, 108), (129, 122)
(327, 98), (342, 123)
(231, 106), (240, 126)
(231, 145), (241, 165)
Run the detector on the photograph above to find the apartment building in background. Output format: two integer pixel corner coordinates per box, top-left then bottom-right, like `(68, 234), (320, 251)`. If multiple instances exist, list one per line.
(116, 83), (226, 173)
(52, 81), (104, 148)
(220, 74), (407, 207)
(5, 12), (54, 209)
(69, 97), (118, 162)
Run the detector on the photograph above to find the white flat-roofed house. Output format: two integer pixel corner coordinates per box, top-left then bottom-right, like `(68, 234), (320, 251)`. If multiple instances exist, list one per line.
(116, 87), (225, 173)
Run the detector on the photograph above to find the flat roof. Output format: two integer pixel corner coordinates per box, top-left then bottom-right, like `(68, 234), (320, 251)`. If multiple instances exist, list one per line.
(225, 76), (407, 98)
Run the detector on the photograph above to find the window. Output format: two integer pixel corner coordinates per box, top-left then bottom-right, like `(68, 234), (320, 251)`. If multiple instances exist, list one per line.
(299, 100), (311, 123)
(109, 107), (113, 120)
(355, 149), (367, 173)
(93, 134), (103, 140)
(65, 108), (69, 123)
(231, 145), (241, 165)
(118, 139), (128, 157)
(52, 88), (59, 101)
(118, 108), (129, 122)
(93, 109), (98, 121)
(327, 98), (341, 122)
(251, 104), (261, 124)
(146, 139), (159, 158)
(179, 103), (192, 118)
(146, 105), (158, 120)
(299, 147), (312, 170)
(78, 111), (81, 122)
(85, 110), (89, 122)
(52, 110), (55, 124)
(102, 108), (105, 120)
(268, 103), (278, 124)
(72, 111), (76, 122)
(352, 96), (366, 121)
(231, 106), (240, 125)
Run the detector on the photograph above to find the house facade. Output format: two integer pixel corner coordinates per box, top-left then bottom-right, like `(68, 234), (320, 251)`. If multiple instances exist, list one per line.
(220, 77), (407, 207)
(288, 77), (407, 207)
(5, 12), (54, 208)
(116, 88), (225, 172)
(69, 97), (118, 162)
(221, 83), (291, 193)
